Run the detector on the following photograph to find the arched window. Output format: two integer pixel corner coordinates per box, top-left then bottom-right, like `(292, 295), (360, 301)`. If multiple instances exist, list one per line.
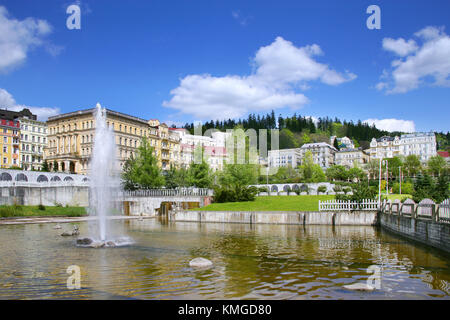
(15, 173), (28, 182)
(0, 172), (12, 181)
(37, 175), (49, 182)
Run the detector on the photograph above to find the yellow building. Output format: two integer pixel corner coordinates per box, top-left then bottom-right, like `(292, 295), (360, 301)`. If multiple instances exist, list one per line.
(45, 108), (180, 174)
(0, 118), (20, 168)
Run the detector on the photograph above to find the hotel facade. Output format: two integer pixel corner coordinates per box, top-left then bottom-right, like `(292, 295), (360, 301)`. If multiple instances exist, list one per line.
(45, 108), (180, 174)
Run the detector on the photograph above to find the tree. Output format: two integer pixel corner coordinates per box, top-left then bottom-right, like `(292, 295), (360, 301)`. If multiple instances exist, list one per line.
(326, 165), (348, 181)
(301, 133), (311, 145)
(41, 160), (50, 172)
(427, 155), (447, 177)
(299, 151), (326, 182)
(366, 159), (380, 180)
(214, 164), (259, 203)
(187, 160), (212, 188)
(164, 165), (188, 188)
(279, 128), (299, 149)
(404, 155), (421, 177)
(388, 156), (403, 178)
(333, 137), (340, 150)
(121, 137), (165, 189)
(348, 167), (366, 182)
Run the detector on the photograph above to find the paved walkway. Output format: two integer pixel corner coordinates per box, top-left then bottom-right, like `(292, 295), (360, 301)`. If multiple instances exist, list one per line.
(0, 215), (149, 225)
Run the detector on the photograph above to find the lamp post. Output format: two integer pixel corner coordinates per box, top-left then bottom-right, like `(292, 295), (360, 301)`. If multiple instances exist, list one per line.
(383, 159), (388, 196)
(378, 158), (382, 204)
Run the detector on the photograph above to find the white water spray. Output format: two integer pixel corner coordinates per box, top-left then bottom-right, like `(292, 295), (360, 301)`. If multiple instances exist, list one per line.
(89, 103), (117, 241)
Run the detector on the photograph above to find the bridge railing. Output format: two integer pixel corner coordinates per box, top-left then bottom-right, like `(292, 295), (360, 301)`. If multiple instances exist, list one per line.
(380, 198), (450, 224)
(122, 188), (213, 197)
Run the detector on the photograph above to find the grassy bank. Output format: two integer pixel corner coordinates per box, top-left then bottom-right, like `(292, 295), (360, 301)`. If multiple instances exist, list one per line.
(0, 205), (87, 218)
(385, 194), (413, 201)
(197, 195), (335, 212)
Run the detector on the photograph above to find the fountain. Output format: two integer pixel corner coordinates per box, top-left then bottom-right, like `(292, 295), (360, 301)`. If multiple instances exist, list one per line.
(77, 103), (133, 248)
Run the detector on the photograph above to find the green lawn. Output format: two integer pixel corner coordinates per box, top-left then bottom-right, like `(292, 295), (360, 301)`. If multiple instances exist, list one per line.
(197, 195), (335, 212)
(385, 194), (413, 201)
(0, 205), (88, 218)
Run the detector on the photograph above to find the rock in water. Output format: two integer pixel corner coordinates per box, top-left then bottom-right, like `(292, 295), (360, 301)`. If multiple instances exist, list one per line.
(53, 224), (62, 229)
(106, 241), (116, 247)
(61, 231), (73, 236)
(343, 283), (375, 291)
(76, 238), (93, 245)
(189, 258), (213, 268)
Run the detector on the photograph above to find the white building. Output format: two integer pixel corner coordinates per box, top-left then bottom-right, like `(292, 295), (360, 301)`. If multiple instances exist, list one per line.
(299, 142), (337, 169)
(330, 136), (355, 149)
(20, 117), (48, 170)
(368, 136), (401, 159)
(171, 128), (230, 171)
(368, 133), (436, 162)
(400, 132), (436, 162)
(268, 148), (302, 168)
(335, 148), (369, 168)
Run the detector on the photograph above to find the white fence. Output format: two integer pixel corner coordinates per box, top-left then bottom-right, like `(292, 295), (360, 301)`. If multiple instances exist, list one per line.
(319, 199), (379, 211)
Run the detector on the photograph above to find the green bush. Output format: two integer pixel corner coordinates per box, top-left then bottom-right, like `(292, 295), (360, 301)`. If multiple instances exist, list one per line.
(343, 187), (352, 194)
(317, 185), (327, 193)
(392, 182), (414, 195)
(258, 187), (269, 193)
(213, 185), (258, 203)
(55, 202), (63, 207)
(38, 204), (46, 211)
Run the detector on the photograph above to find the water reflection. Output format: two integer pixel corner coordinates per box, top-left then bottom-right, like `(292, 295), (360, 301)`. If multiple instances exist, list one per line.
(0, 219), (448, 299)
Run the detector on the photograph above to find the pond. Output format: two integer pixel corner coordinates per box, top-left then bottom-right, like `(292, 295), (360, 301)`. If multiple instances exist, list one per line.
(0, 219), (449, 299)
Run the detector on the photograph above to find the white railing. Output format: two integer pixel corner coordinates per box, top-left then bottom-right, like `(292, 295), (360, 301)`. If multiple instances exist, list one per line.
(319, 199), (379, 211)
(439, 199), (450, 222)
(381, 198), (450, 224)
(123, 188), (212, 198)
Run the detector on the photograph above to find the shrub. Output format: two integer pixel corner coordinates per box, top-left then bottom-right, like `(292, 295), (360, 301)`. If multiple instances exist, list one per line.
(55, 202), (63, 207)
(392, 182), (414, 195)
(317, 185), (327, 193)
(333, 185), (343, 192)
(343, 187), (352, 194)
(38, 204), (46, 211)
(213, 185), (258, 203)
(258, 187), (269, 193)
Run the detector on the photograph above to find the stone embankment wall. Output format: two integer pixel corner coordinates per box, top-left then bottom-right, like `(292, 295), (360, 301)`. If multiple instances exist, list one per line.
(380, 212), (450, 254)
(0, 185), (89, 207)
(172, 210), (378, 226)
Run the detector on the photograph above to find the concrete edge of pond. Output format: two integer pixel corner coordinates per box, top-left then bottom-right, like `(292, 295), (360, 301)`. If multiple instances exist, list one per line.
(171, 210), (379, 226)
(0, 215), (152, 225)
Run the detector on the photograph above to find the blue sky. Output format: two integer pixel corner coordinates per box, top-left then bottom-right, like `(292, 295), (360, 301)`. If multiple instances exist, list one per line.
(0, 0), (449, 132)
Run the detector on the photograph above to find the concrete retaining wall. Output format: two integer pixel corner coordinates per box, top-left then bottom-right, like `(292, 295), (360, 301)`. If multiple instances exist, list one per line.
(0, 185), (89, 207)
(173, 210), (377, 226)
(380, 213), (450, 253)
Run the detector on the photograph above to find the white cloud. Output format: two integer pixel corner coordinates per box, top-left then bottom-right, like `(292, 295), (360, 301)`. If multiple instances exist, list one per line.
(379, 26), (450, 94)
(0, 6), (57, 73)
(382, 38), (418, 57)
(164, 37), (355, 120)
(0, 88), (59, 121)
(231, 10), (250, 26)
(364, 118), (416, 133)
